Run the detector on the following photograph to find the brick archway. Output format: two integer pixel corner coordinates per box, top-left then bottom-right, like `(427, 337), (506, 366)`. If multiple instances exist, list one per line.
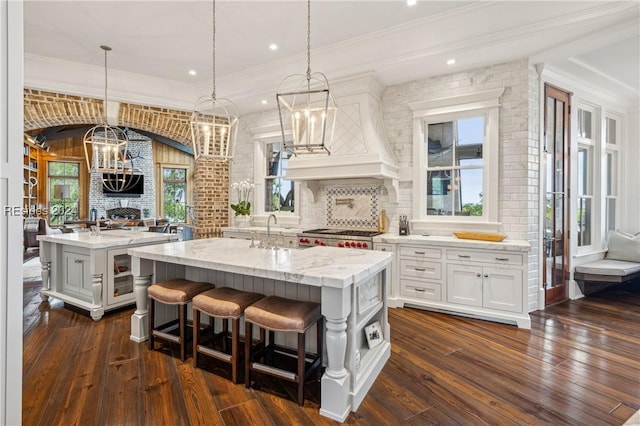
(24, 89), (230, 238)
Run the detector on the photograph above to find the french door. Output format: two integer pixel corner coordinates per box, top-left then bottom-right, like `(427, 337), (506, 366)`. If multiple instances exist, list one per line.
(543, 85), (571, 305)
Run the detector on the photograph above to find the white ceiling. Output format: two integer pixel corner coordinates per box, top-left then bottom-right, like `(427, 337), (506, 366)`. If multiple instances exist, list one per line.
(24, 1), (640, 114)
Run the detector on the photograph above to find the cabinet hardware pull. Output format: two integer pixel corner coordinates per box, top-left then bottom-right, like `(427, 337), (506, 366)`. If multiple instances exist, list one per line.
(458, 254), (471, 258)
(381, 248), (386, 251)
(414, 267), (426, 272)
(415, 287), (426, 292)
(414, 251), (425, 255)
(476, 273), (481, 277)
(484, 274), (489, 278)
(75, 259), (83, 264)
(495, 257), (509, 261)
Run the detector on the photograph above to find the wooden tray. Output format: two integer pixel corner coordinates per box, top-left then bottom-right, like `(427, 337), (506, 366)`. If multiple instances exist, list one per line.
(453, 231), (507, 242)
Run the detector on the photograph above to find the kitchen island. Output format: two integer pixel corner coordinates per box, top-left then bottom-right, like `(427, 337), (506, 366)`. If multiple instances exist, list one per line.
(128, 237), (393, 422)
(38, 230), (178, 320)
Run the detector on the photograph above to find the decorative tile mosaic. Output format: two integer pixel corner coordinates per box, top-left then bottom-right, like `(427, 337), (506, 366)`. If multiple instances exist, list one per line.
(326, 186), (380, 228)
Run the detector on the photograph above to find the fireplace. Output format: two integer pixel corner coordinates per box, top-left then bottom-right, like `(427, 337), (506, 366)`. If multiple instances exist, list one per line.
(106, 207), (141, 220)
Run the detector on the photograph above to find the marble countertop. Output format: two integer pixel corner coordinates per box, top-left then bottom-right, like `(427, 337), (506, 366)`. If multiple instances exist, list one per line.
(221, 226), (307, 236)
(37, 229), (178, 249)
(373, 234), (531, 251)
(128, 237), (393, 288)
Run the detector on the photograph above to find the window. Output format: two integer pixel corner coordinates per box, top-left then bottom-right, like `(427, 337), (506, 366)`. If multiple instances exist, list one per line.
(425, 116), (484, 217)
(264, 141), (294, 213)
(48, 161), (79, 225)
(576, 106), (596, 249)
(605, 113), (620, 233)
(409, 89), (502, 232)
(161, 167), (187, 222)
(576, 146), (593, 246)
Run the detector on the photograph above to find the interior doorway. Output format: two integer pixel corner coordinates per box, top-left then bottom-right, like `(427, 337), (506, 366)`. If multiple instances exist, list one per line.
(543, 84), (571, 305)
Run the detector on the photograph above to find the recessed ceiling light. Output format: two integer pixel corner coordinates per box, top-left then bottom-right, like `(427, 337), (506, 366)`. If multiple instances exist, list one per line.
(188, 70), (197, 76)
(261, 100), (268, 105)
(407, 0), (417, 6)
(269, 43), (278, 51)
(446, 59), (456, 65)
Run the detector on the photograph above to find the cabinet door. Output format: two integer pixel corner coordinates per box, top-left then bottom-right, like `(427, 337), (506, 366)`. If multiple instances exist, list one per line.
(446, 264), (482, 307)
(482, 267), (523, 313)
(107, 248), (135, 305)
(62, 251), (91, 300)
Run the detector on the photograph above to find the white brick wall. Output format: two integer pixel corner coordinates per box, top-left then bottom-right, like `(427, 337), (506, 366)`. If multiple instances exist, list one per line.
(89, 137), (156, 219)
(232, 59), (541, 310)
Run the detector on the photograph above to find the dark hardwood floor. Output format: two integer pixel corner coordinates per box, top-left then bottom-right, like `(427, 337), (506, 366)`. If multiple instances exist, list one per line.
(22, 276), (640, 425)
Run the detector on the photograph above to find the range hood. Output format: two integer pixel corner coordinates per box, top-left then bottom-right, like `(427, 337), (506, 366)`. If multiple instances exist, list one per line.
(284, 75), (400, 203)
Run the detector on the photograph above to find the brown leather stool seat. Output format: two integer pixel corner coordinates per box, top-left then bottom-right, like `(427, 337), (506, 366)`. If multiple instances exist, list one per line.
(192, 287), (265, 384)
(148, 279), (212, 361)
(244, 296), (324, 406)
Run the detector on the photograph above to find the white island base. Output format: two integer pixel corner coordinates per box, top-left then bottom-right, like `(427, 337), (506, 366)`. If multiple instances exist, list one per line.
(128, 238), (392, 422)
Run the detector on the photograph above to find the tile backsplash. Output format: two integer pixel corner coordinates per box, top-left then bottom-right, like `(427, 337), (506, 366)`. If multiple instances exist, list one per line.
(326, 185), (380, 228)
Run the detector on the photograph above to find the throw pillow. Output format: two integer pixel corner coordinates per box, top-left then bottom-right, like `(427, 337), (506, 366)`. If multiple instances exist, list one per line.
(606, 231), (640, 263)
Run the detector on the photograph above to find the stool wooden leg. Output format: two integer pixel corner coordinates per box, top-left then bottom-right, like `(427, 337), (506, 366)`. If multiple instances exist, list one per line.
(231, 318), (240, 384)
(245, 322), (253, 388)
(193, 308), (201, 368)
(297, 332), (305, 406)
(317, 318), (324, 381)
(180, 304), (187, 361)
(222, 319), (229, 353)
(148, 298), (155, 351)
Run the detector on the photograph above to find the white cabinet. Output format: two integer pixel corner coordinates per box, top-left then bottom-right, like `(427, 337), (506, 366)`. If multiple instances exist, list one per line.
(397, 244), (444, 305)
(107, 248), (135, 306)
(39, 231), (177, 321)
(62, 249), (92, 300)
(386, 239), (530, 328)
(446, 249), (523, 313)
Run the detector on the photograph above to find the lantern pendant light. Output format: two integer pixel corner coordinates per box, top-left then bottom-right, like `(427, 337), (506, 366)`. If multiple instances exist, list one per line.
(190, 0), (239, 160)
(83, 45), (138, 193)
(277, 0), (336, 155)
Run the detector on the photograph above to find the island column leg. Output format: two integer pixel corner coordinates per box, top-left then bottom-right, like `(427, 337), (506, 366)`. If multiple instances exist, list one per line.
(39, 241), (51, 301)
(89, 273), (105, 321)
(40, 260), (51, 301)
(130, 274), (152, 342)
(320, 285), (352, 423)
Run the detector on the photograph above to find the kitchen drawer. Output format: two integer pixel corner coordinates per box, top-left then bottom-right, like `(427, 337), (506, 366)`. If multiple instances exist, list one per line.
(446, 249), (522, 266)
(399, 245), (441, 260)
(400, 278), (441, 301)
(399, 259), (441, 280)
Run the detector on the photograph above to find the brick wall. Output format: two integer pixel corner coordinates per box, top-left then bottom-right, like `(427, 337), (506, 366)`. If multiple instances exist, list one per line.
(23, 89), (230, 237)
(193, 157), (229, 238)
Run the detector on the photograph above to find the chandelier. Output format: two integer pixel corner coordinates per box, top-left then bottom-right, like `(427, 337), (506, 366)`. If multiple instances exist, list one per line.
(190, 0), (239, 160)
(277, 0), (336, 155)
(83, 45), (138, 192)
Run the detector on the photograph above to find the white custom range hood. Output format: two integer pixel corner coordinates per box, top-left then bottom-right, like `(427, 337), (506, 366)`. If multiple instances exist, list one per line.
(284, 75), (399, 202)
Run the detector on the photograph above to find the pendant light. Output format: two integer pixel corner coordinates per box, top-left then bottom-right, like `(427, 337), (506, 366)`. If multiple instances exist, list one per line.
(83, 45), (138, 193)
(190, 0), (239, 160)
(277, 0), (336, 155)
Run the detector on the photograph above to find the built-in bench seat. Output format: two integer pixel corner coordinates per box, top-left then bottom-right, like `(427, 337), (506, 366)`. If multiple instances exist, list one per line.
(574, 230), (640, 295)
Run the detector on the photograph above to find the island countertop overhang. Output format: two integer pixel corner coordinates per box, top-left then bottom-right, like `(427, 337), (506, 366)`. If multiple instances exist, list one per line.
(128, 238), (392, 289)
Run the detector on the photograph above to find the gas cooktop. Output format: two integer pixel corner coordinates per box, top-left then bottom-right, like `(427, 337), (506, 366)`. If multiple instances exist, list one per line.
(301, 228), (382, 237)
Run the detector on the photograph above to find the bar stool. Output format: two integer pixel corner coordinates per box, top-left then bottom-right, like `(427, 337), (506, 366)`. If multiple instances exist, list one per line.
(244, 296), (324, 406)
(192, 287), (265, 384)
(148, 279), (212, 361)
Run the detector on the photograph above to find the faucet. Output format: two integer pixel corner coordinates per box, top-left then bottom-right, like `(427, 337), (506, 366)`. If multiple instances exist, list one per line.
(267, 214), (278, 249)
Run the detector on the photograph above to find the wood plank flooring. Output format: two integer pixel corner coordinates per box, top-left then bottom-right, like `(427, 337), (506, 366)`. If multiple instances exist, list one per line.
(22, 278), (640, 425)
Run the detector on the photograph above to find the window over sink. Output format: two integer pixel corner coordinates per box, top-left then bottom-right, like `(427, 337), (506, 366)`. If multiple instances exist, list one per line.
(252, 135), (300, 224)
(409, 89), (503, 233)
